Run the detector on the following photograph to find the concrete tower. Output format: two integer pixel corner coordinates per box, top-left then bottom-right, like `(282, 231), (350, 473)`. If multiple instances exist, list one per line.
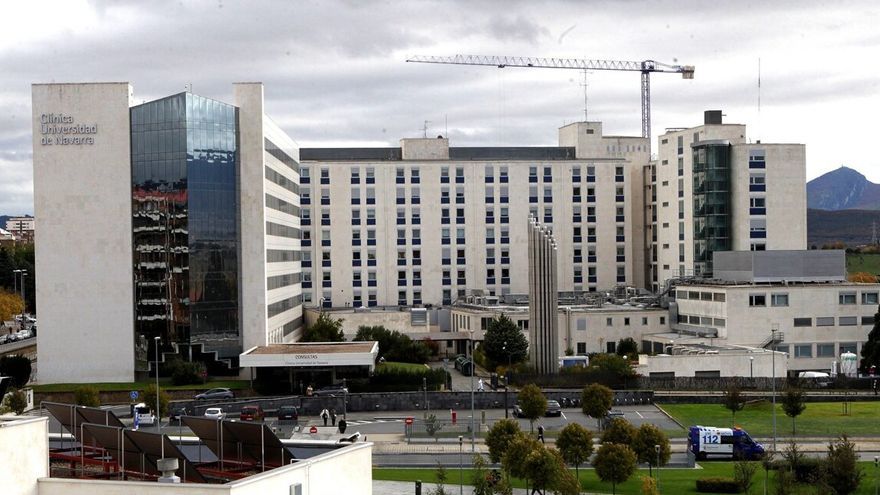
(528, 217), (559, 374)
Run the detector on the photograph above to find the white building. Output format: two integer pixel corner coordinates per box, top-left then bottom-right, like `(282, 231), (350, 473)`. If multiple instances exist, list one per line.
(648, 110), (806, 290)
(32, 82), (302, 383)
(5, 216), (35, 242)
(298, 121), (649, 308)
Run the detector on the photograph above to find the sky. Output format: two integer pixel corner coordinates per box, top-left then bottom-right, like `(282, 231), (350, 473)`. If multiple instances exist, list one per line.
(1, 0), (878, 215)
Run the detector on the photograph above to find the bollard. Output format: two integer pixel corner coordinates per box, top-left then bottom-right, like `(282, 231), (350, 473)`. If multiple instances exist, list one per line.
(415, 480), (422, 495)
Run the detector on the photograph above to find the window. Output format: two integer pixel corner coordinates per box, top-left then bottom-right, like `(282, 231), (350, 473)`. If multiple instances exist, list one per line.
(624, 317), (630, 326)
(793, 318), (812, 327)
(641, 317), (648, 325)
(816, 317), (835, 326)
(750, 197), (766, 208)
(839, 292), (857, 305)
(794, 345), (812, 358)
(839, 342), (857, 354)
(713, 293), (726, 302)
(817, 344), (835, 358)
(576, 343), (586, 355)
(863, 292), (879, 305)
(863, 315), (876, 325)
(771, 294), (789, 307)
(606, 317), (613, 326)
(839, 316), (858, 326)
(749, 294), (766, 307)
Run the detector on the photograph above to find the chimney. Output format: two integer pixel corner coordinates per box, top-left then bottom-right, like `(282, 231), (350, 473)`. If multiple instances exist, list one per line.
(704, 110), (722, 125)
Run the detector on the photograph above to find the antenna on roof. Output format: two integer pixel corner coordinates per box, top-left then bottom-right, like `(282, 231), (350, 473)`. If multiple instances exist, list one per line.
(421, 120), (431, 138)
(756, 58), (761, 143)
(580, 69), (591, 122)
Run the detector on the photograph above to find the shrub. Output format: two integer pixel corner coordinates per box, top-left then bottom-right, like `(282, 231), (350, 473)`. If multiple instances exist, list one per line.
(3, 388), (27, 414)
(733, 460), (758, 493)
(348, 366), (448, 393)
(695, 477), (742, 493)
(169, 360), (206, 386)
(0, 354), (31, 388)
(825, 435), (863, 495)
(142, 383), (170, 417)
(73, 385), (101, 407)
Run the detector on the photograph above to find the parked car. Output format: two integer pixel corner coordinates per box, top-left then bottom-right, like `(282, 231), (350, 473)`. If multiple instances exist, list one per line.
(545, 400), (562, 417)
(239, 405), (265, 421)
(313, 384), (348, 397)
(133, 403), (156, 426)
(277, 405), (299, 422)
(169, 405), (194, 423)
(602, 410), (626, 428)
(0, 334), (7, 345)
(204, 407), (226, 420)
(194, 388), (234, 400)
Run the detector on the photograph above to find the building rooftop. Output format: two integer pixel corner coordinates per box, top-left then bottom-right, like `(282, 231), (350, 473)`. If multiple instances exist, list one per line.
(300, 146), (580, 161)
(245, 341), (378, 355)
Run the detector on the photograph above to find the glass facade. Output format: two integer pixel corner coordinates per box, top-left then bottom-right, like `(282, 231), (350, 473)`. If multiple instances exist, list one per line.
(692, 142), (731, 277)
(131, 93), (240, 371)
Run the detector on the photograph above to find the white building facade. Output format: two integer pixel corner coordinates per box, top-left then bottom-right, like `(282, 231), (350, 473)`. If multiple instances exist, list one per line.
(33, 82), (302, 383)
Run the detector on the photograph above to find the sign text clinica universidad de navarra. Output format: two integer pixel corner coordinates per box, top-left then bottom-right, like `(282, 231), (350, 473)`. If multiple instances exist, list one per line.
(39, 113), (98, 145)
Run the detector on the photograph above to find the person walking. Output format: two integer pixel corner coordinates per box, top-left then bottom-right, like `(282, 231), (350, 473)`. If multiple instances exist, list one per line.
(320, 408), (329, 426)
(537, 424), (545, 444)
(330, 408), (337, 426)
(477, 378), (484, 392)
(306, 384), (314, 397)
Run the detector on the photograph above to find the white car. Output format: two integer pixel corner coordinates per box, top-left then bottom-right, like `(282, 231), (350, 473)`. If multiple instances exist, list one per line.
(204, 407), (226, 420)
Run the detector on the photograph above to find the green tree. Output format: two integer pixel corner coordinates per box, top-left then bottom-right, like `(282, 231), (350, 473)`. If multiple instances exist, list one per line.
(523, 447), (565, 495)
(302, 311), (345, 342)
(424, 413), (443, 442)
(601, 417), (637, 445)
(722, 383), (745, 425)
(616, 337), (638, 357)
(142, 383), (170, 417)
(503, 432), (542, 481)
(734, 460), (758, 494)
(593, 443), (637, 495)
(2, 387), (27, 414)
(354, 325), (430, 363)
(430, 462), (450, 495)
(861, 304), (880, 372)
(0, 354), (32, 388)
(517, 384), (547, 432)
(486, 418), (521, 464)
(482, 314), (528, 369)
(631, 424), (671, 475)
(581, 383), (613, 430)
(73, 385), (101, 407)
(825, 435), (863, 495)
(556, 422), (593, 485)
(781, 386), (807, 435)
(471, 454), (494, 495)
(589, 353), (636, 378)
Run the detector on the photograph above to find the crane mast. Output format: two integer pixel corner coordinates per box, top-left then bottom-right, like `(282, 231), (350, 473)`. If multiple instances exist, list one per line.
(406, 54), (694, 143)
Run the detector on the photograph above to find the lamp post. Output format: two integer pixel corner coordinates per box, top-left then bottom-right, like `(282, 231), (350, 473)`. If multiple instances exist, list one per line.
(771, 324), (779, 453)
(470, 334), (475, 452)
(874, 456), (878, 495)
(458, 435), (464, 495)
(655, 444), (661, 490)
(503, 342), (509, 418)
(154, 336), (162, 439)
(750, 356), (754, 380)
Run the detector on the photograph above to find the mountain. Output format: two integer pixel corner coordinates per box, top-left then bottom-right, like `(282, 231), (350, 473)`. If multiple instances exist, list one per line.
(807, 166), (880, 210)
(807, 208), (880, 247)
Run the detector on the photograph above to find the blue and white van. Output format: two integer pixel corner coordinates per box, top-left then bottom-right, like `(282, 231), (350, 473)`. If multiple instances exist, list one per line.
(688, 426), (764, 460)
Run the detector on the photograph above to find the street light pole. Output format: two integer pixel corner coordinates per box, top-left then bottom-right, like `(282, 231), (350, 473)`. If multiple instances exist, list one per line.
(771, 325), (778, 453)
(458, 435), (463, 495)
(503, 342), (509, 419)
(470, 335), (475, 452)
(154, 336), (162, 442)
(750, 356), (754, 380)
(655, 444), (661, 491)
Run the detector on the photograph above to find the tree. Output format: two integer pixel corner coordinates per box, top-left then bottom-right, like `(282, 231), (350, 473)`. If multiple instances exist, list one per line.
(486, 418), (521, 464)
(0, 289), (24, 322)
(734, 460), (758, 494)
(430, 462), (450, 495)
(722, 384), (745, 424)
(424, 413), (443, 442)
(471, 454), (494, 495)
(482, 314), (529, 370)
(616, 337), (638, 357)
(73, 385), (101, 407)
(524, 447), (577, 495)
(142, 383), (170, 417)
(631, 424), (671, 476)
(589, 353), (636, 378)
(2, 387), (27, 414)
(354, 325), (431, 363)
(517, 384), (547, 432)
(825, 435), (863, 495)
(640, 476), (659, 495)
(556, 423), (593, 485)
(601, 418), (637, 445)
(301, 311), (345, 342)
(860, 304), (880, 372)
(781, 386), (806, 435)
(502, 432), (542, 481)
(593, 443), (637, 495)
(0, 354), (32, 388)
(581, 383), (613, 430)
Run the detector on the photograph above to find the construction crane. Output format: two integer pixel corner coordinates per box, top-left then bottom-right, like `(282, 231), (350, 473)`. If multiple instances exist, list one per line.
(406, 54), (694, 142)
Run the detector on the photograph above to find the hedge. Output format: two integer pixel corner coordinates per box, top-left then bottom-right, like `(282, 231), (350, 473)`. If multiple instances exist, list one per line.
(695, 477), (741, 493)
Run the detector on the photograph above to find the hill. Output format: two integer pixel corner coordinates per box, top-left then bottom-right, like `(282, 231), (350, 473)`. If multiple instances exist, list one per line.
(807, 208), (880, 247)
(807, 166), (880, 210)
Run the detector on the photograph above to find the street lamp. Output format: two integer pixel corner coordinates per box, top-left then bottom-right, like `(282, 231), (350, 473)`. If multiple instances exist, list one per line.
(502, 341), (509, 419)
(749, 356), (754, 380)
(770, 324), (779, 453)
(154, 336), (162, 440)
(458, 435), (464, 495)
(470, 332), (475, 452)
(655, 444), (661, 490)
(874, 456), (878, 495)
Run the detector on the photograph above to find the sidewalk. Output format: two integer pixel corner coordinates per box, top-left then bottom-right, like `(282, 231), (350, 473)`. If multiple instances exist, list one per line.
(373, 480), (609, 495)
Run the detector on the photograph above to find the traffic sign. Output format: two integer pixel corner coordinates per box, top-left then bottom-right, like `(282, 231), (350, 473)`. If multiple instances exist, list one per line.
(130, 391), (139, 401)
(309, 426), (318, 434)
(405, 417), (414, 425)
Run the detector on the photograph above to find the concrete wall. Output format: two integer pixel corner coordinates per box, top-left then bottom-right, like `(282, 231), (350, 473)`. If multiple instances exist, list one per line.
(32, 83), (135, 383)
(37, 443), (372, 495)
(0, 416), (48, 495)
(637, 350), (786, 378)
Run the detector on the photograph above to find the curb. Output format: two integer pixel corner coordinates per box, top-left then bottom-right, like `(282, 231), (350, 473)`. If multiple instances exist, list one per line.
(654, 403), (686, 430)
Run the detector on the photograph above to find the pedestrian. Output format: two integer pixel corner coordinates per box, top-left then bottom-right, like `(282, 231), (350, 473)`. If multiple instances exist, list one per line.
(306, 384), (314, 397)
(537, 424), (545, 444)
(330, 408), (337, 426)
(477, 378), (484, 392)
(873, 379), (878, 396)
(338, 418), (347, 434)
(320, 408), (329, 426)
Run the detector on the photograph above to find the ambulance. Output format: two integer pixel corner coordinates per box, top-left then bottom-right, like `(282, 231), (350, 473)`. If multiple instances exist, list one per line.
(687, 426), (765, 460)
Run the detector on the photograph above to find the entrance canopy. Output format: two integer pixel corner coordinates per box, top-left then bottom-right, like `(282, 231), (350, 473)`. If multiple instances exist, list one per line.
(239, 341), (379, 371)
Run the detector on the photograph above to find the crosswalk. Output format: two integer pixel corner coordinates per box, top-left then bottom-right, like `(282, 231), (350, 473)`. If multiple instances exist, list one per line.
(343, 418), (404, 427)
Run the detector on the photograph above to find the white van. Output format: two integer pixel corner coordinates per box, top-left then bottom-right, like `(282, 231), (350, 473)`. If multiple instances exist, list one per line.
(133, 402), (156, 426)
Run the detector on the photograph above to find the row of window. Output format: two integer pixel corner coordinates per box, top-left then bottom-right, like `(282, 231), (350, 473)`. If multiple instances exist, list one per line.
(747, 291), (878, 307)
(677, 314), (726, 327)
(792, 316), (874, 327)
(777, 342), (858, 359)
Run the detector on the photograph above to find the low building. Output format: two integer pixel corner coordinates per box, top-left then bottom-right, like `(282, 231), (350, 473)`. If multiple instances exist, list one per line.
(5, 216), (35, 243)
(636, 342), (787, 378)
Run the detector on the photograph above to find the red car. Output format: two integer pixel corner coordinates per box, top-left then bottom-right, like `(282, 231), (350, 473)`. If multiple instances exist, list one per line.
(239, 405), (265, 421)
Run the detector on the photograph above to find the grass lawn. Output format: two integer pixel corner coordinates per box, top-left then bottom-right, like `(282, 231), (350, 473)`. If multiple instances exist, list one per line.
(662, 401), (880, 437)
(31, 380), (250, 393)
(375, 462), (880, 494)
(847, 253), (880, 275)
(377, 361), (429, 372)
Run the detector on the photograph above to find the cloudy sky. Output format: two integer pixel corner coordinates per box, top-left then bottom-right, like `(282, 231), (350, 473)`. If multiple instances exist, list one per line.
(1, 0), (878, 215)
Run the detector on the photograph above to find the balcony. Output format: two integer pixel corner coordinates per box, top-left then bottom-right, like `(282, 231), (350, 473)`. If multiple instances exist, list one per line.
(750, 207), (766, 215)
(572, 195), (581, 203)
(302, 260), (312, 268)
(321, 219), (330, 226)
(750, 230), (767, 239)
(366, 218), (376, 226)
(749, 160), (766, 169)
(367, 239), (376, 246)
(350, 177), (360, 184)
(301, 177), (311, 184)
(366, 177), (375, 184)
(749, 184), (766, 192)
(321, 198), (330, 206)
(351, 218), (360, 226)
(440, 176), (449, 184)
(321, 240), (331, 247)
(367, 280), (377, 287)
